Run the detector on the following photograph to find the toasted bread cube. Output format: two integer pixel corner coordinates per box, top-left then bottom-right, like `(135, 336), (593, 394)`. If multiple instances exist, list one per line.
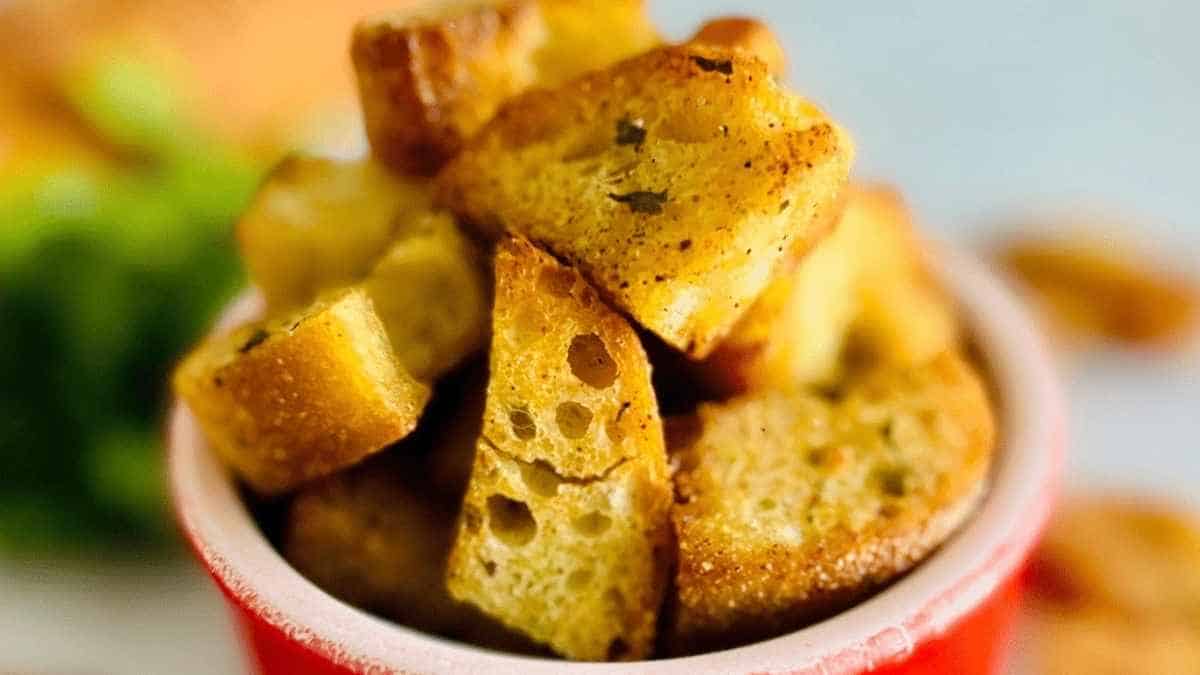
(363, 211), (489, 380)
(669, 351), (995, 651)
(437, 45), (853, 358)
(688, 17), (787, 77)
(173, 289), (430, 495)
(1028, 499), (1200, 675)
(996, 235), (1199, 349)
(701, 185), (958, 394)
(352, 0), (660, 176)
(532, 0), (661, 86)
(446, 237), (671, 660)
(351, 0), (544, 176)
(284, 453), (469, 633)
(284, 451), (540, 652)
(236, 154), (432, 311)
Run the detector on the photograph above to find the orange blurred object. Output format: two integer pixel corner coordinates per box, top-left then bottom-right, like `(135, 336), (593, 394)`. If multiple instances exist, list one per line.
(1026, 497), (1200, 675)
(0, 0), (407, 160)
(997, 234), (1199, 351)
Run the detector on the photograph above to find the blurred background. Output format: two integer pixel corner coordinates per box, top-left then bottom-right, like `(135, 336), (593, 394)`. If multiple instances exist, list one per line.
(0, 0), (1196, 673)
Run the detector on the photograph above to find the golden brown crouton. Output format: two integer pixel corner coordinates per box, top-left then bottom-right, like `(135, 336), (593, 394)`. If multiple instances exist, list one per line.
(669, 351), (994, 651)
(700, 185), (958, 395)
(173, 289), (430, 495)
(437, 45), (854, 358)
(1027, 498), (1200, 675)
(996, 235), (1199, 350)
(236, 154), (432, 311)
(237, 154), (489, 381)
(352, 0), (660, 175)
(362, 210), (489, 381)
(284, 451), (542, 652)
(446, 237), (671, 660)
(688, 16), (787, 77)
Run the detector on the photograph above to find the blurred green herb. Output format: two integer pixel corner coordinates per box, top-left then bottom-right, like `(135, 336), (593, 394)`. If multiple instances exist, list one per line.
(0, 53), (261, 556)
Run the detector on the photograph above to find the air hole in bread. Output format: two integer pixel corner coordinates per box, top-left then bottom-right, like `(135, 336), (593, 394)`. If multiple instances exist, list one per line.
(487, 495), (537, 546)
(572, 511), (612, 537)
(508, 408), (537, 440)
(567, 568), (594, 590)
(556, 401), (593, 439)
(605, 416), (626, 444)
(606, 637), (631, 660)
(806, 447), (830, 467)
(520, 459), (563, 497)
(567, 334), (618, 388)
(537, 266), (577, 298)
(483, 560), (497, 576)
(757, 497), (777, 511)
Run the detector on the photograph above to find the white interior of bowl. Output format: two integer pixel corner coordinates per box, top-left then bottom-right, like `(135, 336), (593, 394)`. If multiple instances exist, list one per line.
(168, 246), (1065, 674)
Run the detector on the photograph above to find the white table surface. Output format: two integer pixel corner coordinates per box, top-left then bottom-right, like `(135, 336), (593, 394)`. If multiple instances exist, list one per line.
(2, 1), (1196, 673)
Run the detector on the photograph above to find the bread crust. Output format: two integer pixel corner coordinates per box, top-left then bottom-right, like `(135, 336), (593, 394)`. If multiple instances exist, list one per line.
(173, 289), (430, 495)
(437, 45), (853, 358)
(352, 0), (661, 176)
(688, 17), (787, 77)
(668, 351), (995, 652)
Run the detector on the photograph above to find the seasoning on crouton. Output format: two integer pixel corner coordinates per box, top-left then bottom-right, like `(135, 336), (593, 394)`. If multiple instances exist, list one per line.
(688, 16), (787, 77)
(446, 237), (671, 660)
(437, 45), (854, 358)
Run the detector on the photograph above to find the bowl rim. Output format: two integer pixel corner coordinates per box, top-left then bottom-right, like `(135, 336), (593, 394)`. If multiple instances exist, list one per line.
(167, 245), (1065, 674)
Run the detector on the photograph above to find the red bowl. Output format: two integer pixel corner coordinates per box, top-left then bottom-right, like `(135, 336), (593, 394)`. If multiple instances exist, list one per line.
(168, 246), (1065, 674)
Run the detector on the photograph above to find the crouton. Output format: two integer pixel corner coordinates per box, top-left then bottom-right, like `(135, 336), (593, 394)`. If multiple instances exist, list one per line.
(173, 289), (430, 495)
(352, 0), (660, 175)
(669, 351), (994, 651)
(362, 210), (489, 380)
(236, 154), (432, 311)
(532, 0), (661, 86)
(237, 154), (489, 381)
(700, 185), (958, 394)
(284, 451), (541, 652)
(351, 0), (544, 176)
(996, 234), (1199, 350)
(436, 45), (853, 358)
(446, 237), (671, 660)
(688, 17), (787, 77)
(1027, 498), (1200, 675)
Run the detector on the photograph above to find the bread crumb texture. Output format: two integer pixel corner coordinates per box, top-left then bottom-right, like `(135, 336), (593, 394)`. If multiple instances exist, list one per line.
(669, 350), (994, 651)
(446, 237), (671, 660)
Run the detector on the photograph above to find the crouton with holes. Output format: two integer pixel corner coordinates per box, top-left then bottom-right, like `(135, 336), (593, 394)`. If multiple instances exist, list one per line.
(363, 210), (489, 381)
(701, 185), (958, 394)
(436, 45), (853, 358)
(669, 351), (994, 651)
(173, 289), (430, 495)
(236, 154), (432, 311)
(284, 451), (541, 653)
(688, 17), (787, 77)
(352, 0), (659, 175)
(446, 237), (671, 660)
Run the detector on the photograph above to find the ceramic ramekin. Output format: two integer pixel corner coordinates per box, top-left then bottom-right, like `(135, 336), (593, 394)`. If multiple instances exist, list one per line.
(168, 246), (1065, 674)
